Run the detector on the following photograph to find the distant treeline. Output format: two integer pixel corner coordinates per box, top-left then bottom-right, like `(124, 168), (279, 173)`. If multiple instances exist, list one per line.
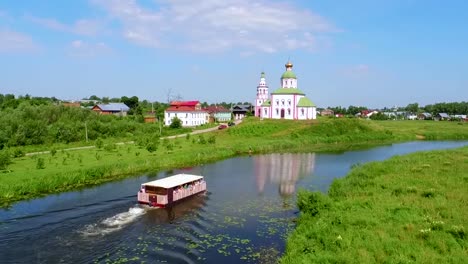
(325, 102), (468, 115)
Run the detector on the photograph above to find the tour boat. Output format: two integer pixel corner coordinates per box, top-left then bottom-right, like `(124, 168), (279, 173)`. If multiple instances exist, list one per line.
(137, 174), (207, 207)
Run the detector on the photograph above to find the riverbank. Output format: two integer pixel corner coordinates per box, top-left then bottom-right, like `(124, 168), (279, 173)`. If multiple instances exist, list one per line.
(281, 146), (468, 263)
(1, 118), (468, 207)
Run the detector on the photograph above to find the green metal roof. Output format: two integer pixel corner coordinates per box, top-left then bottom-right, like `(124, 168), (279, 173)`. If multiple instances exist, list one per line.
(297, 97), (316, 107)
(281, 71), (297, 79)
(261, 99), (271, 106)
(271, 87), (305, 95)
(261, 72), (266, 78)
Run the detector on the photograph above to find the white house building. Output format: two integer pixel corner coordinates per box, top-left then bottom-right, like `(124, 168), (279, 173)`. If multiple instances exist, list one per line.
(256, 61), (316, 120)
(165, 101), (208, 127)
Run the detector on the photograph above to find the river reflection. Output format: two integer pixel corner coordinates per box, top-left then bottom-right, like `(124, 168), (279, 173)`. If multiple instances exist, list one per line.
(254, 153), (316, 196)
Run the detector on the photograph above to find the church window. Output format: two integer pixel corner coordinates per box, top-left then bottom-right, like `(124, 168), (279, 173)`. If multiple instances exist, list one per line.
(288, 99), (291, 106)
(288, 109), (291, 115)
(301, 108), (305, 116)
(276, 109), (279, 115)
(276, 99), (279, 106)
(281, 99), (285, 106)
(264, 108), (267, 115)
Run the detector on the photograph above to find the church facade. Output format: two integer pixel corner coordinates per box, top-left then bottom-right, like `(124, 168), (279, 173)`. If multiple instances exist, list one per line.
(255, 61), (317, 120)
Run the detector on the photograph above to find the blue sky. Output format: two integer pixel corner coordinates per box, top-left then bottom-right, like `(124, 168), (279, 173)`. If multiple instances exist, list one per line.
(1, 0), (467, 108)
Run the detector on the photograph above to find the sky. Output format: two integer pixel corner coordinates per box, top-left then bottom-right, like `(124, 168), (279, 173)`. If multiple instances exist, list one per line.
(0, 0), (467, 108)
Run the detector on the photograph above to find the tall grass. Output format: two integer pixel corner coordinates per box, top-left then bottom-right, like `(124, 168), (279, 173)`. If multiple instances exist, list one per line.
(281, 146), (468, 263)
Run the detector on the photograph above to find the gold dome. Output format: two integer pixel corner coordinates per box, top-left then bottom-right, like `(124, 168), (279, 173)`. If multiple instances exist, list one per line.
(285, 61), (293, 68)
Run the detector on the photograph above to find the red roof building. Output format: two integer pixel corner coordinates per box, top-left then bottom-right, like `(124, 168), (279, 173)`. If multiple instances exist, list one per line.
(165, 101), (208, 127)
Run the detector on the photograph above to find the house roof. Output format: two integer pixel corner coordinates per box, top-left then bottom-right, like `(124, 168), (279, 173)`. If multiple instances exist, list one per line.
(166, 106), (207, 112)
(204, 106), (231, 113)
(297, 97), (316, 107)
(271, 87), (305, 95)
(170, 101), (200, 107)
(438, 113), (450, 118)
(95, 103), (130, 112)
(232, 104), (252, 111)
(419, 112), (432, 117)
(142, 174), (203, 189)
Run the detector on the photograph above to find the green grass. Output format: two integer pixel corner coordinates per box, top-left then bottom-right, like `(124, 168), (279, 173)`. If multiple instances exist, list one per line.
(1, 118), (468, 207)
(281, 146), (468, 264)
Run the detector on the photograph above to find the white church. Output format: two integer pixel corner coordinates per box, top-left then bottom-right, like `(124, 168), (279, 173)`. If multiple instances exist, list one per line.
(255, 61), (317, 120)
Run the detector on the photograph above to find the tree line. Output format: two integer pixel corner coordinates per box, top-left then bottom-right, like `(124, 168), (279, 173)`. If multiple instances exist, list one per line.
(324, 102), (468, 116)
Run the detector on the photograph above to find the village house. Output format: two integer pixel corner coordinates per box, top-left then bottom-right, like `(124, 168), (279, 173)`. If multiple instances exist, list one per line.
(256, 61), (317, 120)
(92, 103), (130, 116)
(417, 112), (432, 120)
(356, 109), (379, 118)
(320, 109), (334, 117)
(164, 101), (208, 127)
(231, 104), (253, 120)
(204, 105), (232, 123)
(434, 113), (450, 121)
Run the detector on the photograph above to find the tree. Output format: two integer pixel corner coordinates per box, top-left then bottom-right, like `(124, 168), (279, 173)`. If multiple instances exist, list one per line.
(169, 117), (182, 129)
(405, 103), (419, 114)
(121, 96), (139, 115)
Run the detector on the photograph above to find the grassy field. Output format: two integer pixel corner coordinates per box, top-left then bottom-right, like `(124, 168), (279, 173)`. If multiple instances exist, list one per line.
(281, 146), (468, 263)
(1, 118), (468, 207)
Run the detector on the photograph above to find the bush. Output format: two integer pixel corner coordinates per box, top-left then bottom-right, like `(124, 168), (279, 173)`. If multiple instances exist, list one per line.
(297, 190), (331, 216)
(95, 138), (104, 149)
(36, 157), (45, 169)
(208, 135), (216, 144)
(13, 149), (25, 158)
(0, 149), (11, 170)
(146, 142), (158, 153)
(104, 143), (116, 152)
(169, 117), (182, 129)
(50, 148), (57, 156)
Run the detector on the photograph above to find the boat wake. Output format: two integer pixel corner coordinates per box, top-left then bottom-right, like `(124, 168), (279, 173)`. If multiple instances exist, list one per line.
(80, 206), (151, 237)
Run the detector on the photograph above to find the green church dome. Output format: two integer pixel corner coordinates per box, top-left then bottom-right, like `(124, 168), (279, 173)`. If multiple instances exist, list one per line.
(281, 71), (297, 79)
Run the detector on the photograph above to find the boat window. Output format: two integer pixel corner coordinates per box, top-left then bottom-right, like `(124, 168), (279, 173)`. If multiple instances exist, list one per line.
(144, 186), (167, 195)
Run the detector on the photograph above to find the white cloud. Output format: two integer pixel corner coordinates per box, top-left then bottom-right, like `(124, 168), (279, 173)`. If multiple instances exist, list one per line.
(67, 40), (112, 57)
(92, 0), (338, 53)
(26, 15), (104, 36)
(0, 29), (38, 53)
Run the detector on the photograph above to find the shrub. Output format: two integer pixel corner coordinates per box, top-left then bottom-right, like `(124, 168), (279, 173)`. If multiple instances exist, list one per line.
(0, 149), (11, 170)
(36, 158), (45, 169)
(198, 135), (206, 144)
(50, 148), (57, 156)
(104, 143), (116, 152)
(95, 138), (104, 149)
(169, 117), (182, 129)
(146, 142), (158, 153)
(297, 190), (331, 216)
(13, 149), (25, 158)
(208, 135), (216, 144)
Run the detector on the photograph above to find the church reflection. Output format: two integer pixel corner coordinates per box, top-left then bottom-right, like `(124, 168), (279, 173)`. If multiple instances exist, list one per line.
(254, 153), (316, 196)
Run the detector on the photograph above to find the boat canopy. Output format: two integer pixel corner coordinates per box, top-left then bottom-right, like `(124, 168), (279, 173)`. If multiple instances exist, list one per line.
(142, 174), (203, 189)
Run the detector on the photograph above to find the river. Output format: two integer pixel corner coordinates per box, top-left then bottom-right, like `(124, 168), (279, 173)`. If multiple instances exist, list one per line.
(0, 141), (466, 263)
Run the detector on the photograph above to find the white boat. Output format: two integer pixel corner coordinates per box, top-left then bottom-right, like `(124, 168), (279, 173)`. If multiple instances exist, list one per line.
(137, 174), (207, 207)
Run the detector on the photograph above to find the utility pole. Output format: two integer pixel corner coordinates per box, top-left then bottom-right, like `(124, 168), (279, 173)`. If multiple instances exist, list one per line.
(85, 121), (88, 142)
